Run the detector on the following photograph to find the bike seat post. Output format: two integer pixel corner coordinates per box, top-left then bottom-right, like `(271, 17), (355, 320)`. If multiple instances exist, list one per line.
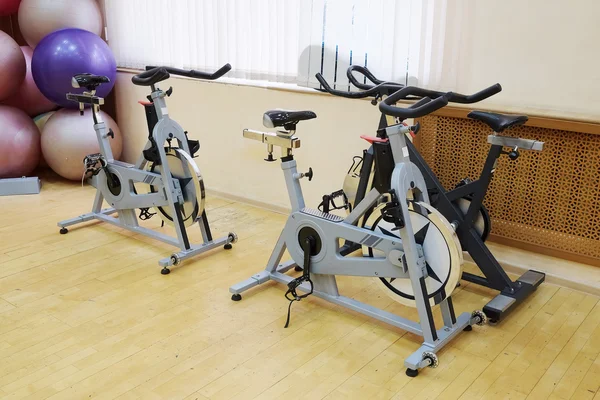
(243, 128), (304, 210)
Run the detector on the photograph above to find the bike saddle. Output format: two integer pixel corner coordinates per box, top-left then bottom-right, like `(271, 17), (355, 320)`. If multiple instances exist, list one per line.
(72, 73), (111, 91)
(467, 111), (528, 133)
(263, 110), (317, 129)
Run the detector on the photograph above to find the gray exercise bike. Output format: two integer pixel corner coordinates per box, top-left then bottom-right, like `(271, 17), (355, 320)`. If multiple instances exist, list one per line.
(58, 65), (237, 274)
(230, 87), (486, 377)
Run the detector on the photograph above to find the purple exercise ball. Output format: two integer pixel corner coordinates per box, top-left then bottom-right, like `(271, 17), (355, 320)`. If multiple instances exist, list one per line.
(31, 28), (116, 109)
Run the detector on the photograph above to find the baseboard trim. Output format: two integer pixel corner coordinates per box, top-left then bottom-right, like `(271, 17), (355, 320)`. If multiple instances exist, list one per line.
(205, 189), (290, 215)
(468, 242), (600, 297)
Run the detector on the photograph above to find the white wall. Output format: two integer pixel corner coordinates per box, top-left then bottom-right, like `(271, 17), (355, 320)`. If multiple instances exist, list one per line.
(451, 0), (600, 121)
(114, 72), (381, 211)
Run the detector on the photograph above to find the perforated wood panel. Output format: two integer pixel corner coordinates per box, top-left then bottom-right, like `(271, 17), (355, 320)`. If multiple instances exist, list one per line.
(415, 115), (600, 264)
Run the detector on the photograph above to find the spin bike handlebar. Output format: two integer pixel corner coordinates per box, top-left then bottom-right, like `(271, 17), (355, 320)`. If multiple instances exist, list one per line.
(132, 63), (232, 86)
(379, 87), (450, 119)
(315, 73), (392, 99)
(347, 65), (390, 89)
(132, 67), (171, 86)
(346, 65), (502, 104)
(145, 63), (232, 80)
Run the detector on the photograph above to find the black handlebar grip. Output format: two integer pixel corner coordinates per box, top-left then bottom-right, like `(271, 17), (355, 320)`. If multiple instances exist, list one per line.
(403, 84), (502, 104)
(347, 65), (381, 89)
(379, 87), (450, 119)
(205, 63), (232, 80)
(315, 73), (391, 99)
(144, 63), (232, 81)
(347, 65), (403, 91)
(450, 83), (502, 103)
(132, 67), (170, 86)
(345, 65), (501, 104)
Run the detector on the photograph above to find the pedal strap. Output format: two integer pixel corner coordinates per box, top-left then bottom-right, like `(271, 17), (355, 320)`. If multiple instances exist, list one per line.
(139, 208), (156, 220)
(318, 189), (350, 213)
(81, 153), (106, 185)
(284, 237), (314, 328)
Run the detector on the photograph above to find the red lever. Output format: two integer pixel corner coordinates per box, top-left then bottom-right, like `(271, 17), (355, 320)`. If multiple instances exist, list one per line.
(360, 135), (389, 144)
(138, 100), (152, 106)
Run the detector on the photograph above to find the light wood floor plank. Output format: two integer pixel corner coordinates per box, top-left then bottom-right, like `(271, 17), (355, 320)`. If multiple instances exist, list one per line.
(1, 178), (598, 400)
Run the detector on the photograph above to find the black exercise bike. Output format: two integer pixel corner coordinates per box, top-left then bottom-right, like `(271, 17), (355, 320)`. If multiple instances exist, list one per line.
(315, 66), (545, 324)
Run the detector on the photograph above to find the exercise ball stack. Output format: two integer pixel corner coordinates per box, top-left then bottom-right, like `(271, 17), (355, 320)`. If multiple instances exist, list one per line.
(0, 0), (122, 183)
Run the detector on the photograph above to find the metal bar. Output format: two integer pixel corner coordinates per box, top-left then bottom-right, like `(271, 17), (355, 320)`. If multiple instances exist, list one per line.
(269, 272), (424, 335)
(487, 135), (544, 151)
(461, 272), (493, 288)
(343, 188), (381, 225)
(0, 177), (41, 196)
(352, 147), (374, 208)
(94, 214), (180, 247)
(158, 235), (229, 267)
(243, 129), (301, 149)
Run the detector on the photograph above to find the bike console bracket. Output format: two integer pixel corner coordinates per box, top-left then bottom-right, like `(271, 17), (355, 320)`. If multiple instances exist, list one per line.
(243, 128), (301, 159)
(487, 135), (544, 151)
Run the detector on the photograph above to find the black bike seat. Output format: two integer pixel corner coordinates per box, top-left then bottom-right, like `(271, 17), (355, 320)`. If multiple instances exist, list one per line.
(72, 73), (111, 90)
(263, 110), (317, 129)
(467, 111), (528, 133)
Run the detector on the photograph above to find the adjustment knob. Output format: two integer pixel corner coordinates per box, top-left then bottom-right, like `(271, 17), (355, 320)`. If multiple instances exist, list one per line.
(306, 167), (313, 181)
(508, 147), (520, 160)
(107, 129), (115, 139)
(264, 153), (277, 162)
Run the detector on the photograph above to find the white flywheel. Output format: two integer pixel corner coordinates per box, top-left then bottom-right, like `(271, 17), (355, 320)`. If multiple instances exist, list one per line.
(364, 201), (463, 307)
(148, 148), (205, 227)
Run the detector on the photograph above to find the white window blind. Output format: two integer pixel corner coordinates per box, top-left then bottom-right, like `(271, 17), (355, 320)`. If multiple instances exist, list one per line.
(297, 0), (464, 90)
(104, 0), (457, 89)
(298, 0), (421, 89)
(104, 0), (302, 83)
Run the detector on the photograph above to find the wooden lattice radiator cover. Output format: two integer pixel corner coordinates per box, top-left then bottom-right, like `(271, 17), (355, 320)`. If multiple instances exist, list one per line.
(415, 114), (600, 266)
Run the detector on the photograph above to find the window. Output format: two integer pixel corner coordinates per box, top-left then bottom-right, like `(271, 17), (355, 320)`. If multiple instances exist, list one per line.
(104, 0), (455, 88)
(104, 0), (303, 83)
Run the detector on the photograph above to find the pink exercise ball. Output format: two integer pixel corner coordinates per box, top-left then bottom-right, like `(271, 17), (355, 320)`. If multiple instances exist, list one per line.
(42, 109), (122, 181)
(34, 110), (55, 167)
(18, 0), (103, 48)
(1, 46), (56, 116)
(0, 0), (21, 16)
(0, 31), (26, 101)
(0, 105), (41, 178)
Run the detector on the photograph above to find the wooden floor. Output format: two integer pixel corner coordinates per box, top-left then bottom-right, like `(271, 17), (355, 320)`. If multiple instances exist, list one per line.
(1, 176), (600, 400)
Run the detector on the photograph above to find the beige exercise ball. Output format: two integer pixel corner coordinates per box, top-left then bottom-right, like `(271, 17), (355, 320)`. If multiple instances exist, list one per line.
(18, 0), (103, 48)
(42, 109), (122, 181)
